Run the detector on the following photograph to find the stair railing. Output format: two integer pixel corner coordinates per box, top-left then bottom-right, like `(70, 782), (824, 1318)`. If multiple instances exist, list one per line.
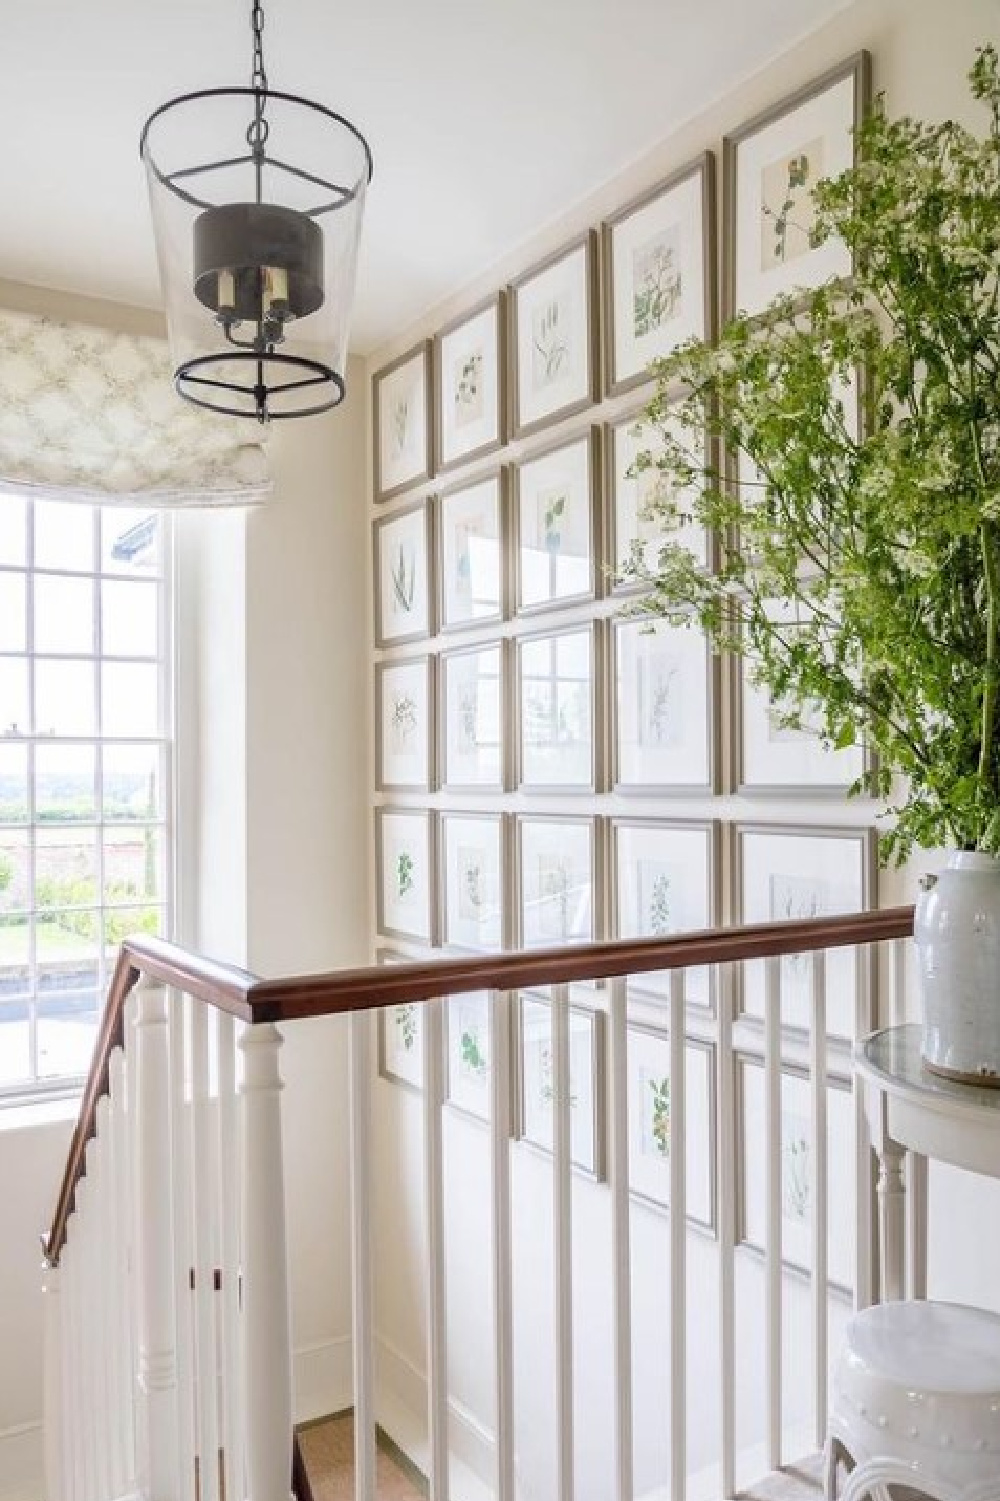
(42, 905), (915, 1501)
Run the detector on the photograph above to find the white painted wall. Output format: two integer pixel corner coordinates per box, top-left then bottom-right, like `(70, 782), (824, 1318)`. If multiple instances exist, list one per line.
(366, 1), (1000, 1495)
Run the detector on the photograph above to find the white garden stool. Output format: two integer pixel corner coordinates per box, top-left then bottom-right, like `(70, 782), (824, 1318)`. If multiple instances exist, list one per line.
(825, 1300), (1000, 1501)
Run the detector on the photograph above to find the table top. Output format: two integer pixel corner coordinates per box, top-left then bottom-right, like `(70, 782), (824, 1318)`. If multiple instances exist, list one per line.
(857, 1024), (1000, 1123)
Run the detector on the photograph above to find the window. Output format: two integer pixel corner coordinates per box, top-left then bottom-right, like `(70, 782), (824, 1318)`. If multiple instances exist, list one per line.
(0, 495), (172, 1101)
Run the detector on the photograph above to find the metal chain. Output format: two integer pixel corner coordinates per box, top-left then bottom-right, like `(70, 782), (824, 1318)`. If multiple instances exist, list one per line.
(247, 0), (269, 153)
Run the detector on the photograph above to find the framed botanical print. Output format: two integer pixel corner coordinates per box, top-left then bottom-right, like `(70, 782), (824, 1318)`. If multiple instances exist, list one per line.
(516, 815), (597, 949)
(608, 405), (711, 590)
(517, 624), (597, 792)
(445, 990), (492, 1122)
(373, 501), (433, 646)
(510, 231), (599, 438)
(613, 616), (716, 793)
(515, 991), (606, 1179)
(737, 1056), (854, 1293)
(436, 293), (506, 471)
(724, 53), (871, 319)
(733, 822), (875, 1038)
(440, 641), (505, 790)
(602, 152), (716, 396)
(375, 656), (434, 792)
(514, 429), (600, 613)
(627, 1025), (716, 1230)
(437, 471), (505, 630)
(376, 947), (425, 1092)
(610, 818), (718, 1008)
(440, 811), (505, 952)
(373, 341), (434, 502)
(376, 807), (436, 944)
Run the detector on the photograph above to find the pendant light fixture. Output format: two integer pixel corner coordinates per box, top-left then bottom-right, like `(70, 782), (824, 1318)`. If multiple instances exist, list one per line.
(140, 1), (372, 422)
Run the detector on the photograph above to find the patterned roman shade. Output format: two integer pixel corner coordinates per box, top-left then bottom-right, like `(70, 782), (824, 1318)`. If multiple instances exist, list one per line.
(0, 307), (272, 505)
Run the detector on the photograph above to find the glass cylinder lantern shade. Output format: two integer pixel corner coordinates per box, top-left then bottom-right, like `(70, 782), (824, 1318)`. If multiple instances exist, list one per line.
(140, 88), (371, 420)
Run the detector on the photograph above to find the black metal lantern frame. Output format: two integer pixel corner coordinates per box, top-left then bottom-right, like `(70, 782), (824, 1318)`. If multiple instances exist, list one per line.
(140, 3), (373, 421)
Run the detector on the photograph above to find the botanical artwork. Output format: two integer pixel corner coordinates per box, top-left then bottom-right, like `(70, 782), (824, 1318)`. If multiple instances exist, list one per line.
(514, 238), (593, 433)
(518, 995), (602, 1176)
(519, 630), (593, 788)
(626, 1026), (714, 1226)
(531, 296), (570, 391)
(453, 346), (485, 428)
(612, 413), (708, 584)
(760, 138), (824, 269)
(376, 344), (430, 498)
(739, 1062), (854, 1291)
(519, 820), (592, 949)
(446, 991), (491, 1120)
(439, 475), (502, 628)
(614, 821), (714, 1006)
(379, 997), (424, 1090)
(376, 505), (429, 645)
(517, 435), (593, 611)
(615, 618), (711, 790)
(443, 814), (502, 950)
(378, 810), (432, 942)
(632, 224), (682, 337)
(378, 658), (430, 791)
(739, 827), (869, 1035)
(443, 646), (502, 788)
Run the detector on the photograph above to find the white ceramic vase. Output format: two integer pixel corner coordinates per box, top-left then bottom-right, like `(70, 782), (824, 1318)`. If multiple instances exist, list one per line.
(914, 850), (1000, 1085)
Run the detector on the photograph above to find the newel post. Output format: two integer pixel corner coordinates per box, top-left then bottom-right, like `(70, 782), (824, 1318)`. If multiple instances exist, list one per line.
(240, 1021), (293, 1501)
(134, 976), (180, 1501)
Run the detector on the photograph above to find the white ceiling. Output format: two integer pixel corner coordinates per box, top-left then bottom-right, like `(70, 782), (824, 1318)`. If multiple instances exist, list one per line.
(4, 0), (852, 353)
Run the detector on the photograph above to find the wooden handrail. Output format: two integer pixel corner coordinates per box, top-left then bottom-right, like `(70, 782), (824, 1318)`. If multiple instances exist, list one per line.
(43, 904), (915, 1265)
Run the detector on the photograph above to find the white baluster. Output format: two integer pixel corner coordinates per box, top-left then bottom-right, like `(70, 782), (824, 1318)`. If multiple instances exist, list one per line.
(669, 970), (687, 1501)
(76, 1174), (97, 1501)
(42, 1261), (64, 1501)
(109, 1044), (137, 1488)
(810, 952), (829, 1453)
(717, 963), (736, 1499)
(764, 955), (782, 1473)
(168, 993), (197, 1500)
(609, 977), (633, 1501)
(191, 1002), (222, 1501)
(489, 990), (515, 1501)
(135, 977), (181, 1501)
(552, 984), (574, 1501)
(66, 1229), (86, 1501)
(349, 1011), (376, 1501)
(239, 1022), (292, 1501)
(92, 1107), (114, 1501)
(216, 1011), (245, 1501)
(423, 997), (449, 1499)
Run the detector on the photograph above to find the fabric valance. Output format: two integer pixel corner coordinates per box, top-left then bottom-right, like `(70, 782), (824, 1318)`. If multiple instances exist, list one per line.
(0, 307), (272, 506)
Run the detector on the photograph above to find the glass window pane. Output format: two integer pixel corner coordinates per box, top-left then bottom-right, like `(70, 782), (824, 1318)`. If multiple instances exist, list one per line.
(36, 744), (96, 823)
(102, 662), (159, 737)
(0, 1001), (31, 1086)
(0, 572), (26, 651)
(0, 744), (28, 824)
(0, 497), (27, 567)
(0, 658), (29, 736)
(36, 828), (99, 911)
(36, 914), (99, 968)
(34, 574), (95, 656)
(35, 659), (95, 736)
(104, 904), (163, 962)
(101, 579), (158, 657)
(0, 831), (28, 914)
(104, 826), (165, 904)
(37, 983), (98, 1080)
(101, 509), (159, 577)
(34, 500), (95, 573)
(103, 743), (164, 821)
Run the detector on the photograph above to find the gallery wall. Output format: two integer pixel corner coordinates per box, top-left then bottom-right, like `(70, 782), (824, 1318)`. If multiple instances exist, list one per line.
(365, 2), (1000, 1496)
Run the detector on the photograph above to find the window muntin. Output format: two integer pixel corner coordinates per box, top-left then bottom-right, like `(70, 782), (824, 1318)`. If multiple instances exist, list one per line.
(0, 498), (171, 1100)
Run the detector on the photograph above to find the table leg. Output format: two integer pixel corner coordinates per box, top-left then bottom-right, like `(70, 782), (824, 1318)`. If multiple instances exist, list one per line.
(906, 1152), (928, 1299)
(876, 1138), (907, 1302)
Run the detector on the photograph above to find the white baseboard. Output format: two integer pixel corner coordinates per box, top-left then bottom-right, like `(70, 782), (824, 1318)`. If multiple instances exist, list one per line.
(294, 1334), (353, 1425)
(375, 1333), (496, 1497)
(0, 1421), (43, 1501)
